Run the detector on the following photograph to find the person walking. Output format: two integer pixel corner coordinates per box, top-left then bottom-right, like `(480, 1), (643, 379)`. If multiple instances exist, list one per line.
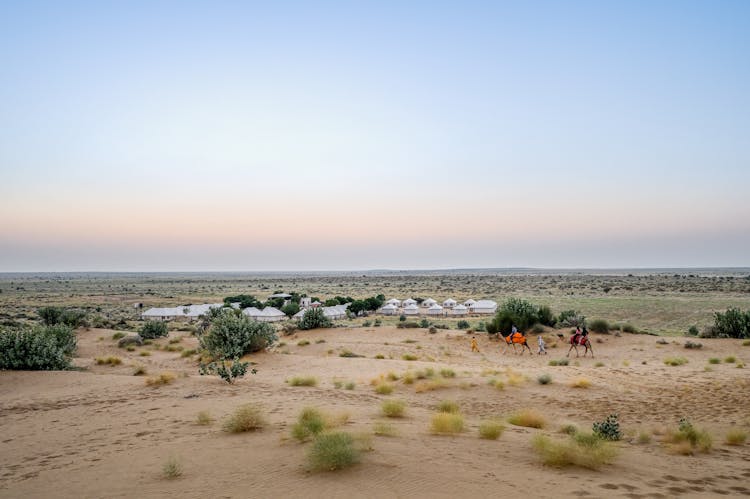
(471, 336), (480, 353)
(537, 335), (547, 355)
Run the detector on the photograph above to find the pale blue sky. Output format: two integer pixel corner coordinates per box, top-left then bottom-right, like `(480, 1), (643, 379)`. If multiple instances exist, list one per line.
(1, 1), (749, 271)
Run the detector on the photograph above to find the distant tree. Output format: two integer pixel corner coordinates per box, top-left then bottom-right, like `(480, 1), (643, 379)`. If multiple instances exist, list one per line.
(298, 308), (333, 330)
(349, 300), (367, 316)
(141, 321), (168, 339)
(281, 302), (300, 318)
(200, 310), (277, 359)
(38, 306), (63, 326)
(324, 298), (339, 307)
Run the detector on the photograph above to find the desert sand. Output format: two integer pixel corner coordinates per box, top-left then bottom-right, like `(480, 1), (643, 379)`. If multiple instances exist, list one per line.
(1, 326), (749, 498)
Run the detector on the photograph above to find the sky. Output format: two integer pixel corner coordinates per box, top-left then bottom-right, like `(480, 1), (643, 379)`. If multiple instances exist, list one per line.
(1, 1), (749, 271)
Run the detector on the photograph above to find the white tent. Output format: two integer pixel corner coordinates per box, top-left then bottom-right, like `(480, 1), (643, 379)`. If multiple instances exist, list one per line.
(380, 304), (398, 316)
(402, 298), (417, 307)
(451, 304), (468, 316)
(472, 300), (497, 314)
(403, 304), (419, 315)
(427, 304), (444, 316)
(184, 303), (223, 320)
(142, 307), (180, 321)
(292, 309), (306, 320)
(386, 298), (401, 307)
(323, 305), (348, 320)
(257, 307), (286, 322)
(422, 298), (437, 308)
(442, 298), (457, 309)
(243, 307), (262, 319)
(463, 299), (477, 308)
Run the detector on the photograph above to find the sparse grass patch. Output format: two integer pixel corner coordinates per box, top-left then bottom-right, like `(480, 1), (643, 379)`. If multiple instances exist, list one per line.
(479, 420), (505, 440)
(386, 371), (400, 381)
(132, 365), (147, 376)
(145, 371), (176, 386)
(414, 379), (448, 393)
(594, 362), (604, 367)
(344, 381), (356, 390)
(548, 358), (569, 366)
(415, 368), (435, 379)
(532, 433), (618, 469)
(95, 356), (122, 365)
(508, 409), (546, 429)
(665, 419), (712, 454)
(374, 354), (385, 359)
(725, 428), (747, 445)
(708, 357), (720, 364)
(560, 424), (578, 435)
(373, 422), (398, 437)
(430, 412), (465, 434)
(126, 346), (136, 352)
(570, 377), (591, 389)
(374, 382), (394, 395)
(315, 339), (326, 344)
(439, 368), (456, 378)
(169, 337), (181, 344)
(291, 407), (326, 441)
(381, 399), (406, 418)
(162, 456), (182, 479)
(112, 332), (125, 340)
(196, 411), (213, 425)
(297, 340), (310, 346)
(537, 373), (552, 385)
(663, 357), (688, 366)
(307, 432), (360, 472)
(724, 356), (736, 363)
(506, 371), (526, 386)
(223, 404), (266, 433)
(288, 376), (318, 387)
(402, 372), (415, 385)
(339, 350), (364, 358)
(437, 400), (460, 414)
(637, 430), (652, 444)
(180, 348), (196, 357)
(402, 354), (418, 361)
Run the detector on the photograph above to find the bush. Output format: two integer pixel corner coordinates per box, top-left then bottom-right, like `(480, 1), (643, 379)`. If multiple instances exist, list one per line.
(439, 368), (456, 378)
(557, 310), (585, 328)
(298, 308), (333, 330)
(399, 314), (406, 322)
(199, 358), (254, 384)
(588, 319), (609, 334)
(428, 326), (437, 334)
(339, 350), (364, 358)
(373, 422), (397, 437)
(141, 321), (168, 340)
(223, 404), (266, 433)
(456, 320), (470, 330)
(479, 420), (505, 440)
(664, 357), (688, 366)
(537, 373), (552, 385)
(38, 306), (63, 326)
(437, 400), (460, 414)
(419, 319), (430, 328)
(710, 308), (750, 339)
(532, 433), (617, 469)
(592, 413), (622, 441)
(196, 411), (213, 425)
(200, 311), (277, 359)
(708, 357), (720, 364)
(288, 376), (318, 387)
(381, 399), (406, 418)
(684, 340), (702, 349)
(145, 372), (176, 386)
(0, 325), (76, 370)
(570, 377), (591, 389)
(687, 325), (700, 336)
(430, 413), (464, 434)
(291, 407), (326, 441)
(536, 306), (556, 327)
(724, 356), (736, 363)
(396, 321), (420, 329)
(307, 432), (360, 471)
(374, 382), (394, 395)
(666, 418), (712, 454)
(402, 354), (418, 361)
(162, 456), (182, 479)
(508, 409), (546, 429)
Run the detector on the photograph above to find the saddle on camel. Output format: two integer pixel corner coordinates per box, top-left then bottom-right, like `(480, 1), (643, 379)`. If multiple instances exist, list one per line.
(503, 330), (532, 355)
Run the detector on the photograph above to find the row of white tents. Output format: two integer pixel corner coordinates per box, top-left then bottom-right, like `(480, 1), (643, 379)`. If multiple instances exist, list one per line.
(142, 302), (350, 323)
(379, 298), (497, 316)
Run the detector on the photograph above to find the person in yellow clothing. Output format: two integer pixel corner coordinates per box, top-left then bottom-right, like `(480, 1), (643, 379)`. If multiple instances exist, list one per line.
(471, 336), (480, 353)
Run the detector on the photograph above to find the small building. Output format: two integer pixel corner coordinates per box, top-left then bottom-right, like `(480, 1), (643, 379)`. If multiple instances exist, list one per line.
(451, 304), (468, 316)
(380, 304), (398, 316)
(472, 300), (498, 315)
(300, 297), (312, 309)
(463, 299), (477, 311)
(442, 298), (457, 309)
(427, 304), (444, 316)
(402, 298), (417, 307)
(242, 307), (262, 319)
(141, 307), (180, 321)
(403, 304), (419, 316)
(422, 298), (438, 308)
(386, 298), (401, 307)
(323, 305), (347, 320)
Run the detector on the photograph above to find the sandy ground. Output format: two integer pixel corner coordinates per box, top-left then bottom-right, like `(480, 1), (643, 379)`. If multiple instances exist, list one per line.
(1, 326), (750, 499)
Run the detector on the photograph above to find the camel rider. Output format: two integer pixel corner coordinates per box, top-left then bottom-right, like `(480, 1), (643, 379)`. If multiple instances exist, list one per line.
(572, 326), (582, 344)
(510, 325), (518, 342)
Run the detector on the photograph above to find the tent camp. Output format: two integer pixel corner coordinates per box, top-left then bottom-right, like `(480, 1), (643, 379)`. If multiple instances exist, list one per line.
(427, 304), (444, 316)
(442, 298), (457, 309)
(422, 298), (438, 308)
(257, 307), (286, 322)
(472, 300), (498, 314)
(403, 304), (419, 315)
(451, 304), (468, 316)
(380, 304), (398, 315)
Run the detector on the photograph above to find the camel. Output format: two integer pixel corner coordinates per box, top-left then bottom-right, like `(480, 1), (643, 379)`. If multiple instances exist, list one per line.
(567, 334), (594, 358)
(503, 332), (532, 355)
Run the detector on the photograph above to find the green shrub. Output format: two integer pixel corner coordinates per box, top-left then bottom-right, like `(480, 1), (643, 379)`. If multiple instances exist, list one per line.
(223, 404), (266, 433)
(291, 407), (326, 441)
(399, 314), (406, 322)
(38, 306), (63, 326)
(708, 308), (750, 338)
(479, 420), (505, 440)
(456, 320), (470, 330)
(667, 418), (712, 453)
(708, 357), (720, 364)
(112, 332), (125, 340)
(298, 308), (333, 330)
(200, 310), (277, 359)
(307, 432), (360, 471)
(141, 321), (168, 340)
(724, 356), (736, 363)
(0, 325), (76, 370)
(588, 319), (609, 334)
(687, 325), (700, 336)
(557, 310), (585, 328)
(537, 373), (552, 385)
(374, 319), (382, 327)
(664, 357), (688, 366)
(381, 399), (406, 418)
(362, 321), (372, 327)
(592, 413), (622, 441)
(199, 358), (254, 384)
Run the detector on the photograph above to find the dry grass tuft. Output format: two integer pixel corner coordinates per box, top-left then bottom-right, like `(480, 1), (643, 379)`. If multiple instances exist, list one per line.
(437, 400), (460, 414)
(439, 368), (456, 378)
(430, 412), (465, 434)
(663, 357), (688, 366)
(532, 433), (618, 469)
(132, 365), (147, 376)
(162, 456), (182, 479)
(291, 407), (326, 441)
(665, 420), (712, 454)
(414, 379), (448, 393)
(508, 409), (546, 429)
(570, 377), (592, 389)
(95, 356), (122, 365)
(381, 399), (406, 418)
(307, 432), (361, 471)
(725, 428), (748, 446)
(479, 420), (505, 440)
(145, 371), (176, 387)
(288, 376), (318, 387)
(195, 411), (213, 425)
(223, 404), (266, 433)
(374, 382), (395, 395)
(373, 421), (398, 437)
(402, 354), (418, 361)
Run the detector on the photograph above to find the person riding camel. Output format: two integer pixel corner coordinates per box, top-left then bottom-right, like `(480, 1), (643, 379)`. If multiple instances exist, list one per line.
(510, 325), (519, 342)
(572, 326), (582, 345)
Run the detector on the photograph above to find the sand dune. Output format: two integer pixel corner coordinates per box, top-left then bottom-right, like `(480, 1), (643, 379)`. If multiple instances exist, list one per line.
(1, 327), (750, 498)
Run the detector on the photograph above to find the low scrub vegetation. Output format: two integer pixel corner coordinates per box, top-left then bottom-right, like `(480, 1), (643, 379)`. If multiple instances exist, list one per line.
(479, 420), (505, 440)
(223, 404), (266, 433)
(663, 357), (688, 366)
(665, 418), (712, 454)
(298, 308), (333, 330)
(374, 382), (394, 395)
(430, 412), (465, 434)
(414, 379), (448, 393)
(95, 356), (122, 366)
(339, 350), (364, 358)
(725, 428), (748, 446)
(0, 324), (77, 370)
(437, 400), (460, 414)
(162, 456), (183, 479)
(508, 409), (546, 429)
(588, 319), (609, 334)
(684, 340), (702, 349)
(570, 377), (591, 389)
(373, 422), (397, 437)
(307, 432), (360, 471)
(199, 358), (254, 384)
(145, 371), (176, 386)
(532, 433), (618, 469)
(291, 407), (327, 441)
(537, 373), (552, 385)
(548, 358), (569, 366)
(141, 321), (168, 340)
(288, 376), (318, 387)
(706, 307), (750, 339)
(196, 411), (213, 425)
(592, 414), (622, 441)
(401, 354), (418, 361)
(200, 311), (277, 359)
(439, 368), (456, 378)
(381, 399), (406, 418)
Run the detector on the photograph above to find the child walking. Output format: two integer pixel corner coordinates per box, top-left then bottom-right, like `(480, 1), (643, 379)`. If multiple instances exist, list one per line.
(537, 335), (547, 355)
(471, 336), (480, 353)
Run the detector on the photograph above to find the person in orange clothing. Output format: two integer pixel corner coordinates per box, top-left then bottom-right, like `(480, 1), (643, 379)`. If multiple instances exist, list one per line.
(471, 336), (480, 353)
